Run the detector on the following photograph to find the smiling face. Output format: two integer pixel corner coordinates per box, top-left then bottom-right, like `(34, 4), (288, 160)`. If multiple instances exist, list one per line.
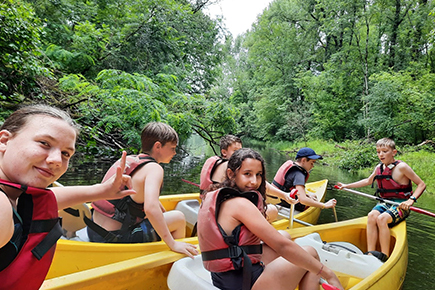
(229, 157), (263, 192)
(0, 115), (77, 188)
(376, 145), (397, 165)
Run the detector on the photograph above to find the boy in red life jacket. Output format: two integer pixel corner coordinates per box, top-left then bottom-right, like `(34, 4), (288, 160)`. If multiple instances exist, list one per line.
(336, 138), (426, 262)
(89, 122), (198, 258)
(200, 135), (243, 194)
(200, 135), (297, 222)
(273, 147), (337, 211)
(0, 105), (135, 290)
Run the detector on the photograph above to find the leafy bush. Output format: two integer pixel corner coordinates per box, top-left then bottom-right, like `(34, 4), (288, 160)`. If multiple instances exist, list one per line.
(337, 142), (379, 171)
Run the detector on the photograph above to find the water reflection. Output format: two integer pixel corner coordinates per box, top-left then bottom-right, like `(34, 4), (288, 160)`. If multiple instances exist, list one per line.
(58, 138), (434, 289)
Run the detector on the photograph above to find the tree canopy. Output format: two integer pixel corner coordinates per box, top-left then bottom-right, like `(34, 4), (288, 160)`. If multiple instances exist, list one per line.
(1, 0), (435, 151)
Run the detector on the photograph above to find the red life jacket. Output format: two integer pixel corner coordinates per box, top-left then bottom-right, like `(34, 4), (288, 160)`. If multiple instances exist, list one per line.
(373, 160), (413, 199)
(198, 188), (263, 274)
(92, 154), (156, 222)
(272, 160), (309, 192)
(199, 156), (227, 195)
(0, 179), (62, 290)
(88, 154), (156, 242)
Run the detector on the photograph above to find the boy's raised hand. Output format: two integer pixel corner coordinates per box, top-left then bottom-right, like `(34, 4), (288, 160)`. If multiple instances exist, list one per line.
(104, 151), (136, 199)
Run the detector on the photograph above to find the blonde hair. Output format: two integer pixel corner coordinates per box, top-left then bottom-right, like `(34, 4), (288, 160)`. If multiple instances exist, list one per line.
(376, 138), (396, 149)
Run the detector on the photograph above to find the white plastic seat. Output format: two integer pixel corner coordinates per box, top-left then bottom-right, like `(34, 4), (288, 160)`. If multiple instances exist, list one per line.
(167, 255), (219, 290)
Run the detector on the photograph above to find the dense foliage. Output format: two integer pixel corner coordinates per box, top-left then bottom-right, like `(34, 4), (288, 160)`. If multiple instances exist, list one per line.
(223, 0), (435, 145)
(1, 0), (435, 152)
(0, 0), (236, 152)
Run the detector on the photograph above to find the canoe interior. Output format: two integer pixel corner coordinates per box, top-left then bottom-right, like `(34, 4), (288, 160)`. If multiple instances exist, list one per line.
(42, 216), (407, 290)
(47, 180), (327, 279)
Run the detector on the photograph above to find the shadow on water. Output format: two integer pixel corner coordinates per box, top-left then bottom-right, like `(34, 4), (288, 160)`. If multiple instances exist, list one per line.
(59, 137), (435, 289)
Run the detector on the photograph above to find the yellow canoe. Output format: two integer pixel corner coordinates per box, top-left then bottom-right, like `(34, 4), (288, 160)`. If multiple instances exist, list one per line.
(41, 216), (407, 290)
(46, 179), (327, 280)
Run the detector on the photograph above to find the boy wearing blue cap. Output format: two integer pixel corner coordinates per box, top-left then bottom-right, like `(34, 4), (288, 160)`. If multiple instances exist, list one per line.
(271, 147), (337, 211)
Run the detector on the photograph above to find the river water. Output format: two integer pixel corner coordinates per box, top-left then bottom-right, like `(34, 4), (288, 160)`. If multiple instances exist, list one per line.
(58, 137), (435, 289)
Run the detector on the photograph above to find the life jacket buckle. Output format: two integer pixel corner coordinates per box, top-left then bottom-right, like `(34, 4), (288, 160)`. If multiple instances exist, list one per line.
(228, 245), (243, 259)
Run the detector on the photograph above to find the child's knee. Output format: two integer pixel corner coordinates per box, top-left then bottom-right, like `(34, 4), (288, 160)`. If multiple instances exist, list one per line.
(376, 213), (392, 225)
(278, 230), (291, 239)
(367, 210), (379, 220)
(266, 204), (278, 222)
(302, 245), (319, 259)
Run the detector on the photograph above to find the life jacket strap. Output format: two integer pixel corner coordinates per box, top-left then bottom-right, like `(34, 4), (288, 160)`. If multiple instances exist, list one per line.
(83, 215), (120, 243)
(202, 244), (262, 290)
(30, 218), (62, 260)
(201, 244), (262, 261)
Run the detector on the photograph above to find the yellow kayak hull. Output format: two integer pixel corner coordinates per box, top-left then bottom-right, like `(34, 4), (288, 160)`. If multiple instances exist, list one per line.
(46, 179), (328, 280)
(42, 216), (407, 290)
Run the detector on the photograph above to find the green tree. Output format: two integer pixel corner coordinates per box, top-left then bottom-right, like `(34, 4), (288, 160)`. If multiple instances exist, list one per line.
(0, 0), (49, 103)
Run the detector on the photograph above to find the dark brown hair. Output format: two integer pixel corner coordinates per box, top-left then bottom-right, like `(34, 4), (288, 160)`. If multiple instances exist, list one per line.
(219, 135), (242, 152)
(1, 104), (80, 135)
(215, 148), (267, 217)
(140, 122), (178, 153)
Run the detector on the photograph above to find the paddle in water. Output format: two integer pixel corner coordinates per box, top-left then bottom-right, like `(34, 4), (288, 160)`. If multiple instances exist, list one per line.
(334, 186), (435, 218)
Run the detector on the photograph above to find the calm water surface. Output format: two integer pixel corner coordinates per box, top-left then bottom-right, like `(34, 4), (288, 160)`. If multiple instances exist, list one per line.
(59, 137), (435, 289)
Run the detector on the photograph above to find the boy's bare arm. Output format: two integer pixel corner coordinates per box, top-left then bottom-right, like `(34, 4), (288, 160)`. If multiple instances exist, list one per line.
(337, 167), (378, 189)
(211, 162), (227, 183)
(398, 163), (426, 199)
(296, 185), (336, 209)
(142, 163), (176, 246)
(143, 163), (198, 257)
(265, 182), (297, 204)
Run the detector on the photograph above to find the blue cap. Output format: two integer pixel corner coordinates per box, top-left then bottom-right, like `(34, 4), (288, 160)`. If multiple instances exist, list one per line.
(296, 147), (323, 160)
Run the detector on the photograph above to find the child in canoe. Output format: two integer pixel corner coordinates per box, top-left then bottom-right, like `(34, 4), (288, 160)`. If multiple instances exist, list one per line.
(271, 147), (337, 211)
(336, 138), (426, 262)
(0, 104), (135, 289)
(200, 135), (296, 222)
(87, 122), (198, 258)
(200, 134), (243, 195)
(197, 148), (343, 290)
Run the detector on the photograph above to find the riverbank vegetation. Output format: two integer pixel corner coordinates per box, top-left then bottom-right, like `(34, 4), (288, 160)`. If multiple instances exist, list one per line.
(1, 0), (435, 186)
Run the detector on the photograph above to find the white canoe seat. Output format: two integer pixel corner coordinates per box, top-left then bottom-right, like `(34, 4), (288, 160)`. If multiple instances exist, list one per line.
(295, 233), (383, 279)
(58, 203), (91, 240)
(175, 199), (200, 233)
(167, 255), (219, 290)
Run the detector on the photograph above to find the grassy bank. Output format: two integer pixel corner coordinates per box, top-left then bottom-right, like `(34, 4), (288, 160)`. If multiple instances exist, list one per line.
(258, 139), (435, 196)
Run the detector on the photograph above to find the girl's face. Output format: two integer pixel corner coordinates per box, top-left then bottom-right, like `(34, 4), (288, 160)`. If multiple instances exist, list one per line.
(0, 115), (76, 188)
(229, 158), (263, 192)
